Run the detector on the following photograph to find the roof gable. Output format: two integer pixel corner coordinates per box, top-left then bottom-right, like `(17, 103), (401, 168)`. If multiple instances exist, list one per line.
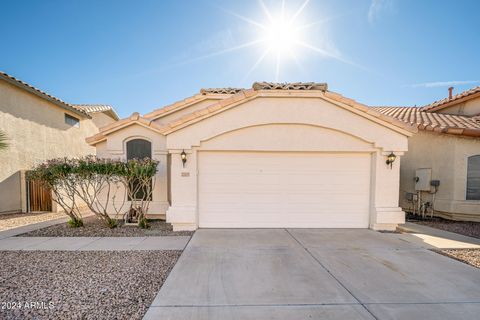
(0, 71), (90, 118)
(421, 86), (480, 112)
(74, 104), (119, 120)
(157, 83), (416, 136)
(86, 112), (164, 145)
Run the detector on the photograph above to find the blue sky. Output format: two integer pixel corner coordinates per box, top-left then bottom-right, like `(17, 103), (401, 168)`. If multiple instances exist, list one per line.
(1, 0), (479, 118)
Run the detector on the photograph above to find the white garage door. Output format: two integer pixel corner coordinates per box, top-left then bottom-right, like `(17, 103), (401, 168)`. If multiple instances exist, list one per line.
(198, 152), (371, 228)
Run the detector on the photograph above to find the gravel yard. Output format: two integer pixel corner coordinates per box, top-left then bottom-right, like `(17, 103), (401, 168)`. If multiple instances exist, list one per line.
(435, 249), (480, 269)
(18, 216), (194, 237)
(0, 212), (64, 231)
(0, 250), (181, 319)
(410, 216), (480, 239)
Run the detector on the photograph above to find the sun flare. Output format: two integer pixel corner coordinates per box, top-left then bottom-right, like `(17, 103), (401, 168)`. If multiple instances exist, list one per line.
(201, 0), (350, 82)
(263, 16), (298, 55)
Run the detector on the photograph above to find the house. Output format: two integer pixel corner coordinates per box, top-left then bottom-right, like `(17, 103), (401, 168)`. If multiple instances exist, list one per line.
(374, 86), (480, 221)
(86, 82), (416, 231)
(0, 72), (119, 214)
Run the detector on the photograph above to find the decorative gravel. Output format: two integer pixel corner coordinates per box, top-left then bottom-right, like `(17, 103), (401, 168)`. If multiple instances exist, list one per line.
(435, 249), (480, 269)
(18, 216), (194, 237)
(0, 212), (64, 231)
(412, 217), (480, 239)
(0, 250), (181, 319)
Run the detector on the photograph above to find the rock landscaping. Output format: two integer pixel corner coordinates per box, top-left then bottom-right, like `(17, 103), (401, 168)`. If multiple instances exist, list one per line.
(409, 216), (480, 239)
(436, 249), (480, 269)
(17, 216), (194, 237)
(0, 212), (64, 231)
(0, 250), (181, 319)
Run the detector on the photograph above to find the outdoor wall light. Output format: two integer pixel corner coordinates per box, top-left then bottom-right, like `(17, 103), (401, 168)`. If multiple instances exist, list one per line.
(181, 150), (187, 167)
(386, 152), (396, 169)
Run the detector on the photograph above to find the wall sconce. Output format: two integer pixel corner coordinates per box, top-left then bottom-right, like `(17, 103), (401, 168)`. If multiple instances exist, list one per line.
(386, 152), (396, 169)
(181, 150), (187, 167)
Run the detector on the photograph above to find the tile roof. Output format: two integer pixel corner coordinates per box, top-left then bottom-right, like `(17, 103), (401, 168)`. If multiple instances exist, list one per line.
(373, 106), (480, 137)
(200, 88), (244, 94)
(73, 104), (119, 120)
(85, 112), (163, 144)
(252, 81), (328, 91)
(86, 82), (417, 145)
(157, 87), (416, 135)
(144, 91), (233, 120)
(0, 71), (90, 118)
(421, 85), (480, 112)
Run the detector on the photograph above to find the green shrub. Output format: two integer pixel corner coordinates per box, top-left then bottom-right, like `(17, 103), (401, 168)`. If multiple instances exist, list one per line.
(29, 156), (158, 229)
(67, 218), (84, 228)
(138, 217), (149, 229)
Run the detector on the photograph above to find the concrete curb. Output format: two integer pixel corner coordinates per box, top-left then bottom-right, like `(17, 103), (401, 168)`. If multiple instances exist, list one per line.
(397, 222), (480, 249)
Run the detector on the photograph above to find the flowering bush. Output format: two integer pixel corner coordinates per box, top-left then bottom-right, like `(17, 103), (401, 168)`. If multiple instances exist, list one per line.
(28, 156), (158, 228)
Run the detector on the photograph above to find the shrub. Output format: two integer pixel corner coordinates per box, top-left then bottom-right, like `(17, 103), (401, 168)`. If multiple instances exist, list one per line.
(29, 156), (158, 229)
(67, 217), (84, 228)
(28, 158), (83, 227)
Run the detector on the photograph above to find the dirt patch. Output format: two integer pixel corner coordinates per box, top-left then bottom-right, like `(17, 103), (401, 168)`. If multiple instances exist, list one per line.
(17, 215), (194, 237)
(409, 216), (480, 239)
(0, 212), (64, 231)
(0, 250), (181, 319)
(434, 249), (480, 269)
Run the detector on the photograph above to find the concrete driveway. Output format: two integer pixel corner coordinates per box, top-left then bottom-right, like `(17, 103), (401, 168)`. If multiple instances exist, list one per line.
(144, 229), (480, 319)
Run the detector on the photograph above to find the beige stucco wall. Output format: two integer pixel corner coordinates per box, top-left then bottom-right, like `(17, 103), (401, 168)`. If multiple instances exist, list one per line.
(0, 80), (115, 213)
(91, 112), (117, 129)
(438, 96), (480, 116)
(399, 130), (480, 219)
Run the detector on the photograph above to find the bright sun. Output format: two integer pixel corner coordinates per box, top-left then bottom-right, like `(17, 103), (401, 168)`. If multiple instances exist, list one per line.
(197, 0), (348, 82)
(264, 17), (298, 55)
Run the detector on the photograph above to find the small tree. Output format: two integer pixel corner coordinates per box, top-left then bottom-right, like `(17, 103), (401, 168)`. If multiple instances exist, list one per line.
(29, 156), (158, 229)
(73, 157), (124, 228)
(28, 158), (84, 227)
(123, 158), (158, 228)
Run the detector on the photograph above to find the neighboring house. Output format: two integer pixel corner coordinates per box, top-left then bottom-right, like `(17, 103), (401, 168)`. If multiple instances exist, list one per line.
(86, 82), (416, 231)
(0, 72), (119, 214)
(374, 86), (480, 221)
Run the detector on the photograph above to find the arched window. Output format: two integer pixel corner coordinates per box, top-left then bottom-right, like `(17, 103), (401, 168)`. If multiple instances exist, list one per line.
(126, 139), (152, 200)
(126, 139), (152, 160)
(467, 155), (480, 200)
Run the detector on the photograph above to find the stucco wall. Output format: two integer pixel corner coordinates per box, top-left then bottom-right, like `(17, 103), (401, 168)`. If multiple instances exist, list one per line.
(91, 112), (117, 129)
(438, 96), (480, 116)
(400, 130), (480, 218)
(0, 80), (114, 213)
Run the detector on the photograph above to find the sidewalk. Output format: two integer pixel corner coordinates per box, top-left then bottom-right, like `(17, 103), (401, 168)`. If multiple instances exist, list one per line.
(0, 216), (68, 240)
(0, 236), (190, 251)
(397, 222), (480, 249)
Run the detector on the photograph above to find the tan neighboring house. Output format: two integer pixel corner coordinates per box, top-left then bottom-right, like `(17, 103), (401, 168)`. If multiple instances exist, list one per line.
(374, 86), (480, 221)
(0, 72), (119, 214)
(86, 82), (416, 231)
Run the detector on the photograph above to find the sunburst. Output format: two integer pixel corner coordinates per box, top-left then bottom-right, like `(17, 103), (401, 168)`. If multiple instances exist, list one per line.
(226, 0), (352, 81)
(176, 0), (352, 82)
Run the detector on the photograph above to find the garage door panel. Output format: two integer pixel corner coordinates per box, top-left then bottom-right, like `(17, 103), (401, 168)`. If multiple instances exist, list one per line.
(199, 152), (371, 228)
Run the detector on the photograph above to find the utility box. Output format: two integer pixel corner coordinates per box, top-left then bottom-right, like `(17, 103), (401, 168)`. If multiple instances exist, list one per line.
(415, 168), (432, 191)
